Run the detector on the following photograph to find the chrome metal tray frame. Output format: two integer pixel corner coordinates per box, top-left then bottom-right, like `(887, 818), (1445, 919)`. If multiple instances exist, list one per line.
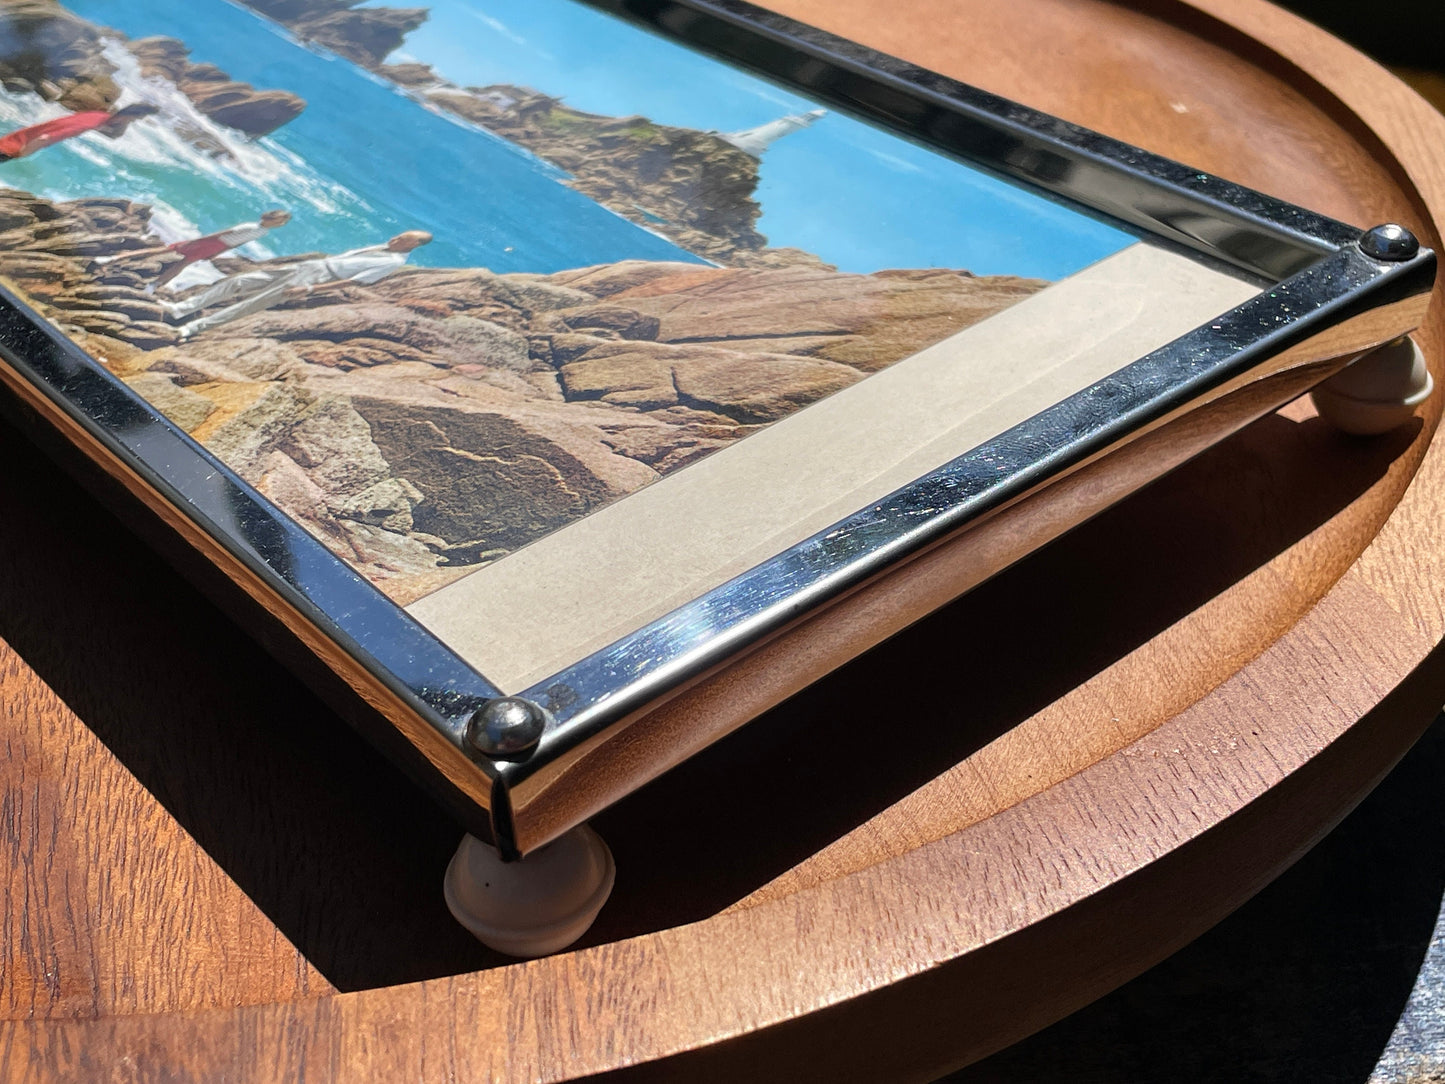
(0, 0), (1434, 857)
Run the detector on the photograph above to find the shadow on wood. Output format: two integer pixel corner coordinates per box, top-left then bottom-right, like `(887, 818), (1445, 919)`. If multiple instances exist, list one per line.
(586, 409), (1421, 940)
(0, 402), (1419, 988)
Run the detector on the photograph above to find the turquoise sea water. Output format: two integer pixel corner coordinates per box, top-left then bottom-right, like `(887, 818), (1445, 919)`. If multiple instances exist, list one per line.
(10, 0), (702, 272)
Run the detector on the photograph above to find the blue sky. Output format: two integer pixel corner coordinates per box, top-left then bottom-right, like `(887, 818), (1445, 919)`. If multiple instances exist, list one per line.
(376, 0), (1134, 278)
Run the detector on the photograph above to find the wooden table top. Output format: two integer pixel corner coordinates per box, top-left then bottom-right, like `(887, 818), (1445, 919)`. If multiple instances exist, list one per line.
(3, 0), (1445, 1079)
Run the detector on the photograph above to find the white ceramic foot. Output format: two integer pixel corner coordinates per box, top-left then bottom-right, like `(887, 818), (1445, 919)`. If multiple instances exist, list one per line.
(444, 824), (615, 957)
(1311, 336), (1433, 435)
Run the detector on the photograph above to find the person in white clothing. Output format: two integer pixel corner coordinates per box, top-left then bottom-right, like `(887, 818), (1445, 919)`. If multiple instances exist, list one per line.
(167, 230), (432, 339)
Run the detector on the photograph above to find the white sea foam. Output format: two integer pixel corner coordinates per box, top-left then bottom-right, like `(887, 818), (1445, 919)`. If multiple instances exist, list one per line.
(145, 198), (202, 243)
(94, 38), (366, 217)
(0, 89), (65, 135)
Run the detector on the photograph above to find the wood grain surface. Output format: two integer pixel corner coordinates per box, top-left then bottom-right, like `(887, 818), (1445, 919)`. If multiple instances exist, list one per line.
(2, 0), (1444, 1079)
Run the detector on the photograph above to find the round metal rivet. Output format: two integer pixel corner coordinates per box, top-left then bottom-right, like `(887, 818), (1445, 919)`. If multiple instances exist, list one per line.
(1358, 223), (1420, 261)
(467, 697), (546, 758)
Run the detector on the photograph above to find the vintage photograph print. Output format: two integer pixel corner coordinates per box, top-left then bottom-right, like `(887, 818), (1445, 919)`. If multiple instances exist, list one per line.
(0, 0), (1141, 653)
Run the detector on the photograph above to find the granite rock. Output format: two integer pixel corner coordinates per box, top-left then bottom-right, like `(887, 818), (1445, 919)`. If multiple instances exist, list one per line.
(127, 35), (304, 136)
(0, 187), (1045, 600)
(0, 3), (305, 137)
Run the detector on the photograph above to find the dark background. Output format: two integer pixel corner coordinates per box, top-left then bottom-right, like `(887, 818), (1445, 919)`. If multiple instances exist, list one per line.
(1274, 0), (1442, 71)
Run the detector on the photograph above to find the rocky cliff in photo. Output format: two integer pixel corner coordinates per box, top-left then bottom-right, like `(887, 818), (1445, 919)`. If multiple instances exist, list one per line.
(0, 0), (305, 136)
(242, 0), (426, 69)
(125, 35), (305, 138)
(0, 187), (1044, 603)
(424, 85), (813, 268)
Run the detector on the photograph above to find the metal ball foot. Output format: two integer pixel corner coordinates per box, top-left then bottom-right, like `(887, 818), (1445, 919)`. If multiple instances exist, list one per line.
(1311, 336), (1433, 435)
(444, 824), (615, 957)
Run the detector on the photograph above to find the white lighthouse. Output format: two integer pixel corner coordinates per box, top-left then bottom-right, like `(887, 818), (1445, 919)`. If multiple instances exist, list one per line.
(718, 108), (827, 156)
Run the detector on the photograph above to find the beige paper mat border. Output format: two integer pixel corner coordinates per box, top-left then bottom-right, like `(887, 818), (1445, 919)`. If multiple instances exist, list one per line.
(409, 243), (1259, 691)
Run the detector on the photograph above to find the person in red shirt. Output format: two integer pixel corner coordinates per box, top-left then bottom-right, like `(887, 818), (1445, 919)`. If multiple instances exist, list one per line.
(0, 103), (159, 161)
(148, 209), (293, 289)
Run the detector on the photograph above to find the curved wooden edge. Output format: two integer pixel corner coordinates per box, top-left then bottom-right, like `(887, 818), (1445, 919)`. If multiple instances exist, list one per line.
(9, 579), (1443, 1084)
(6, 1), (1445, 1080)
